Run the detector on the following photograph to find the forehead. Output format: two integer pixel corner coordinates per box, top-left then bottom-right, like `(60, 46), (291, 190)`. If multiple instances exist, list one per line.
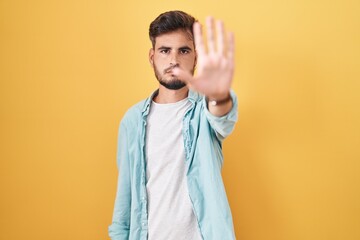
(154, 29), (194, 48)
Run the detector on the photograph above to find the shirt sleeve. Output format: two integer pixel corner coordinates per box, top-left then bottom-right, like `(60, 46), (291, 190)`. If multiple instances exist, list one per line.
(108, 119), (131, 240)
(202, 89), (238, 141)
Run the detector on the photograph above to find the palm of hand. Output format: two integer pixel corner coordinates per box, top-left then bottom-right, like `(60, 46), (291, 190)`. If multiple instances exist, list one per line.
(175, 17), (235, 100)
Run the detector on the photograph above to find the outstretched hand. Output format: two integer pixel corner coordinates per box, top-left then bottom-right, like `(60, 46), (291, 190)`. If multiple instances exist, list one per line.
(174, 16), (235, 101)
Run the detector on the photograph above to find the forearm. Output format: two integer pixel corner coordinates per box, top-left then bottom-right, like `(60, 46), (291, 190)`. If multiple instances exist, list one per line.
(203, 90), (238, 140)
(109, 121), (131, 239)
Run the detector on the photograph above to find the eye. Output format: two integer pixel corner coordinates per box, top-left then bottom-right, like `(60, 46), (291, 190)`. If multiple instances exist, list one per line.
(160, 49), (170, 54)
(180, 49), (190, 54)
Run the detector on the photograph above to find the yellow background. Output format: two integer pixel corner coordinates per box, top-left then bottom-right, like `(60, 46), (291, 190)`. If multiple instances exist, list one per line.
(1, 0), (359, 239)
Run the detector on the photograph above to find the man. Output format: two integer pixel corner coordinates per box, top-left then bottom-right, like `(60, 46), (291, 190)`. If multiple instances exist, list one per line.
(109, 10), (238, 240)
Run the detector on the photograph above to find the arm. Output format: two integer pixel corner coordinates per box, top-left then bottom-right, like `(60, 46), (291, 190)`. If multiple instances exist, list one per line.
(203, 89), (238, 141)
(108, 120), (131, 240)
(174, 17), (235, 118)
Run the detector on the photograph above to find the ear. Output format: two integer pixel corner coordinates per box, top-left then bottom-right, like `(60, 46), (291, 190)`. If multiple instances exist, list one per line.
(149, 48), (154, 67)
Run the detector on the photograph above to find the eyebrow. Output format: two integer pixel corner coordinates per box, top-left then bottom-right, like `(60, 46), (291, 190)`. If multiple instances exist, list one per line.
(157, 46), (171, 51)
(179, 46), (192, 51)
(157, 46), (193, 51)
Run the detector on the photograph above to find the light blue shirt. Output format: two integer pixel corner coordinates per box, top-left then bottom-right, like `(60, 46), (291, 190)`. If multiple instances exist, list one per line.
(109, 89), (238, 240)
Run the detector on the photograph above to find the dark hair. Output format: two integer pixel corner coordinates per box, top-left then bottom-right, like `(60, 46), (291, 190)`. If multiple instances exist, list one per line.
(149, 10), (196, 48)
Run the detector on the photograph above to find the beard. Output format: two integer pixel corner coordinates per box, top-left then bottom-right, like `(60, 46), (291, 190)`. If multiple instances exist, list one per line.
(153, 63), (194, 90)
(158, 77), (186, 90)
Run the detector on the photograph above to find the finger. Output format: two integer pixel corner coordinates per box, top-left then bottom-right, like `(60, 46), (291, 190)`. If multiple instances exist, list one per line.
(227, 31), (235, 62)
(193, 22), (205, 57)
(172, 68), (194, 86)
(206, 16), (215, 54)
(216, 20), (225, 56)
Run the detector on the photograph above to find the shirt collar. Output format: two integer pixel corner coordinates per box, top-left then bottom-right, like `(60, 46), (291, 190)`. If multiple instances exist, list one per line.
(141, 88), (201, 117)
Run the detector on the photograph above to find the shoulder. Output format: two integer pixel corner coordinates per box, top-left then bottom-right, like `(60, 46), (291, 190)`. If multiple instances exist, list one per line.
(120, 98), (147, 129)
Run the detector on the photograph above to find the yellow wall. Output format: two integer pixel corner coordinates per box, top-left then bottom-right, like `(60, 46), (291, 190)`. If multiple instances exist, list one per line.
(1, 0), (359, 239)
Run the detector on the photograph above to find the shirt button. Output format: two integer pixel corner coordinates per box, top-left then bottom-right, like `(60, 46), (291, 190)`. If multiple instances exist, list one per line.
(142, 222), (146, 226)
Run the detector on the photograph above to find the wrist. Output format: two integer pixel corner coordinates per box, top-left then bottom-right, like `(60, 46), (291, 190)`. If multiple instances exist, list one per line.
(206, 92), (232, 106)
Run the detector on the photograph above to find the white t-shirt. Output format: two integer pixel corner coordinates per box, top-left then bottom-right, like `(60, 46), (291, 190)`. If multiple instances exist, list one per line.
(145, 97), (202, 240)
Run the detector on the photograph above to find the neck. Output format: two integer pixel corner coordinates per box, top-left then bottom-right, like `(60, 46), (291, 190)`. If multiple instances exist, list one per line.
(153, 85), (189, 104)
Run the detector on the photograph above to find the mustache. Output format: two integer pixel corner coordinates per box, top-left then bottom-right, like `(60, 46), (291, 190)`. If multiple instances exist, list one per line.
(164, 64), (180, 74)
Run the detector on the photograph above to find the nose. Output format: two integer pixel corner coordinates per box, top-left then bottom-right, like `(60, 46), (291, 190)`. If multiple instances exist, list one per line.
(169, 51), (179, 65)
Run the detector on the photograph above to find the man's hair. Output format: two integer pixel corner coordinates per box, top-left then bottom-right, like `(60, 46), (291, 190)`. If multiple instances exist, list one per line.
(149, 10), (196, 48)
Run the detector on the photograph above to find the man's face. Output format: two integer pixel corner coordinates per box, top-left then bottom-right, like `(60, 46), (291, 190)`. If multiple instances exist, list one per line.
(149, 29), (196, 90)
